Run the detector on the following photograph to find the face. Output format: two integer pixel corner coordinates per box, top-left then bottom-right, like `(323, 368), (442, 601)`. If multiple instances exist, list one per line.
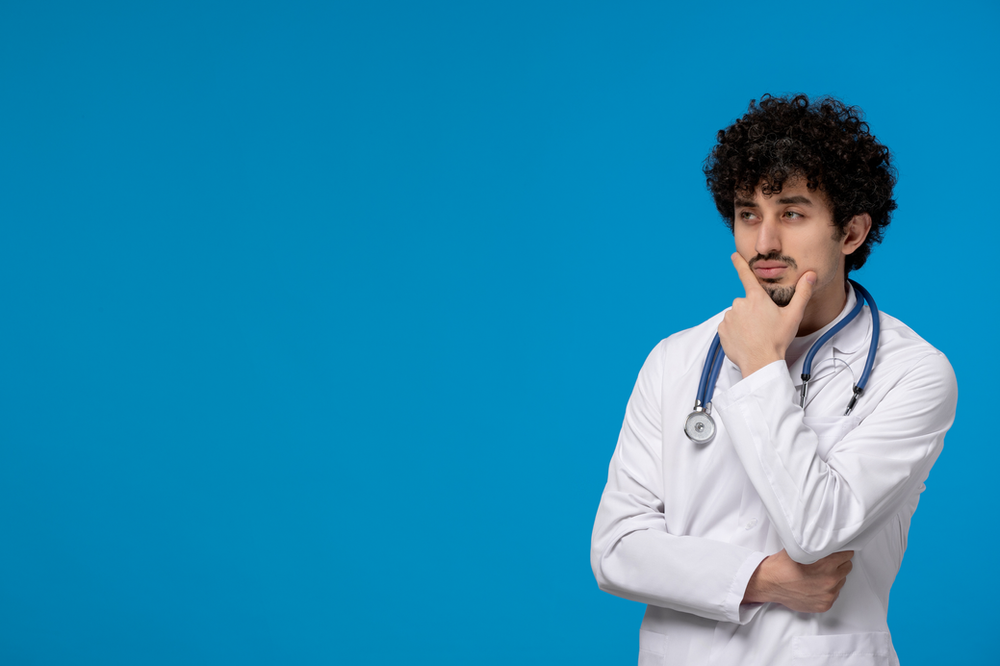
(733, 180), (863, 312)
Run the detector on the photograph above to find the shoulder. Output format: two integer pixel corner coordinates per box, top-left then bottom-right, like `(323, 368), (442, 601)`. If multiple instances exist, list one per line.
(871, 310), (957, 406)
(642, 311), (728, 375)
(876, 311), (953, 371)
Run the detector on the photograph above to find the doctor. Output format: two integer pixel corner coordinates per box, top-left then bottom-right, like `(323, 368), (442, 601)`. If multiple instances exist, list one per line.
(591, 94), (957, 665)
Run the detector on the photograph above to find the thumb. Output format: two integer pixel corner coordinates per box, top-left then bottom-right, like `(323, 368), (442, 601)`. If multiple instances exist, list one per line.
(787, 271), (817, 317)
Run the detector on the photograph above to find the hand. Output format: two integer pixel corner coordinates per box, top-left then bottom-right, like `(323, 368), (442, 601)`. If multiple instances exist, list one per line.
(718, 253), (816, 378)
(742, 549), (854, 613)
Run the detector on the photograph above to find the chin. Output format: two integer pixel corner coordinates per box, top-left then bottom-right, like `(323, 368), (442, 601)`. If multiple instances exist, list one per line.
(764, 285), (795, 307)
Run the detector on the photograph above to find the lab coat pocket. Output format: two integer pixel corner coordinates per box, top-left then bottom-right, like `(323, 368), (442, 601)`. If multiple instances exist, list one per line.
(791, 631), (891, 665)
(638, 629), (667, 666)
(803, 415), (861, 460)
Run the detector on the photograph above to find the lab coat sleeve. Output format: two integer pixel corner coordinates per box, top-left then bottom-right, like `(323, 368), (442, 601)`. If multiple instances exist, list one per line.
(591, 340), (768, 624)
(712, 351), (957, 565)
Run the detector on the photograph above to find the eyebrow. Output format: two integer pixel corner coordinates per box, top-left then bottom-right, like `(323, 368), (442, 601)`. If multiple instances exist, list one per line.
(776, 195), (814, 205)
(733, 195), (814, 208)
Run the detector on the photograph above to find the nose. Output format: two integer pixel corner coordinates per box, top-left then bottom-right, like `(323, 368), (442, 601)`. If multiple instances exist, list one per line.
(755, 216), (782, 256)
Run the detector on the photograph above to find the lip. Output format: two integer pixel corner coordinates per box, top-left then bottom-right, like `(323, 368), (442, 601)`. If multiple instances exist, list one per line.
(752, 262), (787, 279)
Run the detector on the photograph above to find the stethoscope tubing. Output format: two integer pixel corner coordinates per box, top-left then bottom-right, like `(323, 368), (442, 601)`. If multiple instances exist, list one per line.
(849, 279), (880, 394)
(685, 281), (881, 442)
(801, 290), (864, 380)
(844, 279), (880, 415)
(704, 334), (726, 408)
(697, 334), (722, 407)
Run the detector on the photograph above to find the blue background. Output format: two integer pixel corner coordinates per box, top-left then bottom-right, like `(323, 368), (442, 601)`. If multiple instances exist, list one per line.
(1, 1), (996, 664)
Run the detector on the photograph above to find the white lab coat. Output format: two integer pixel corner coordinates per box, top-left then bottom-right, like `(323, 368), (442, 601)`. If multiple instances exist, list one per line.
(591, 285), (957, 665)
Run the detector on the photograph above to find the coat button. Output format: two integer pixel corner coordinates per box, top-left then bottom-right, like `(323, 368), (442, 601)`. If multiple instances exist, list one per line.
(745, 518), (758, 530)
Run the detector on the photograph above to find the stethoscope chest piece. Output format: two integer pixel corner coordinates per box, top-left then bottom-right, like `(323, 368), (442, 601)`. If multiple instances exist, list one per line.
(684, 409), (716, 444)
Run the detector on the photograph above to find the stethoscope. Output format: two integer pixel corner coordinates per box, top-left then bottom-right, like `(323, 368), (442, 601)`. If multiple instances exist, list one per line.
(683, 280), (880, 444)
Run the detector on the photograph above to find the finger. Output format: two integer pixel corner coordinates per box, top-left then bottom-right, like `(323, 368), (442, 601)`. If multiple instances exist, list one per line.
(786, 270), (817, 318)
(731, 252), (766, 297)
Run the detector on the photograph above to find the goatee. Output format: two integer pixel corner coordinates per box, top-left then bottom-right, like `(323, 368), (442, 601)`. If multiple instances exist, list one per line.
(764, 284), (795, 307)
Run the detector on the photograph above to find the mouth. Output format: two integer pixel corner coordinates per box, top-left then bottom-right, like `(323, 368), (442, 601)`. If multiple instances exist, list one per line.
(751, 262), (788, 280)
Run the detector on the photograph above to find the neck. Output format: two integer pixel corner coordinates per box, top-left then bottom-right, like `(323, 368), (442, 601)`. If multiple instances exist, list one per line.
(796, 278), (849, 337)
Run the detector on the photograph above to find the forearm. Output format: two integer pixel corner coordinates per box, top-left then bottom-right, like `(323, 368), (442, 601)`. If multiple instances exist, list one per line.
(592, 336), (767, 624)
(714, 356), (955, 563)
(592, 497), (766, 623)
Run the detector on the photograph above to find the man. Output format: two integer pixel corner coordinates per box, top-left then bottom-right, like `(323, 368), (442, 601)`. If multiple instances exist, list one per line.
(590, 95), (957, 665)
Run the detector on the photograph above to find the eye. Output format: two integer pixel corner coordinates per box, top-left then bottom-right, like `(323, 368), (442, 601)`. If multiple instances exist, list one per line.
(738, 210), (758, 222)
(784, 210), (803, 219)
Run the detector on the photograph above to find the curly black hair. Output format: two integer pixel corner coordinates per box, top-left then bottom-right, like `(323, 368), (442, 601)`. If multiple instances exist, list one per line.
(703, 94), (897, 273)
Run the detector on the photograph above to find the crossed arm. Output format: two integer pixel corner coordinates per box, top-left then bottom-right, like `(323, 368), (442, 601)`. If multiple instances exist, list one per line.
(592, 337), (954, 621)
(721, 255), (852, 612)
(590, 340), (862, 620)
(591, 255), (956, 620)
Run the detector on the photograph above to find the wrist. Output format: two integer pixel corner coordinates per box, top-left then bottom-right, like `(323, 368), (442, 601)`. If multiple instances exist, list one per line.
(739, 353), (784, 379)
(742, 557), (771, 604)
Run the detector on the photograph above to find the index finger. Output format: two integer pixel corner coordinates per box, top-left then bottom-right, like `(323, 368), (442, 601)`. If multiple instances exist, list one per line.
(731, 252), (765, 297)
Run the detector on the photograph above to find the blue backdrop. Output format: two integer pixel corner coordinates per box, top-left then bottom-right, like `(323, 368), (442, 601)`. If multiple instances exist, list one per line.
(1, 1), (996, 664)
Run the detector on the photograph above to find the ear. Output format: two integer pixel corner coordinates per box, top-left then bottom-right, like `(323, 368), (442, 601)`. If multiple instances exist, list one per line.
(841, 213), (872, 256)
